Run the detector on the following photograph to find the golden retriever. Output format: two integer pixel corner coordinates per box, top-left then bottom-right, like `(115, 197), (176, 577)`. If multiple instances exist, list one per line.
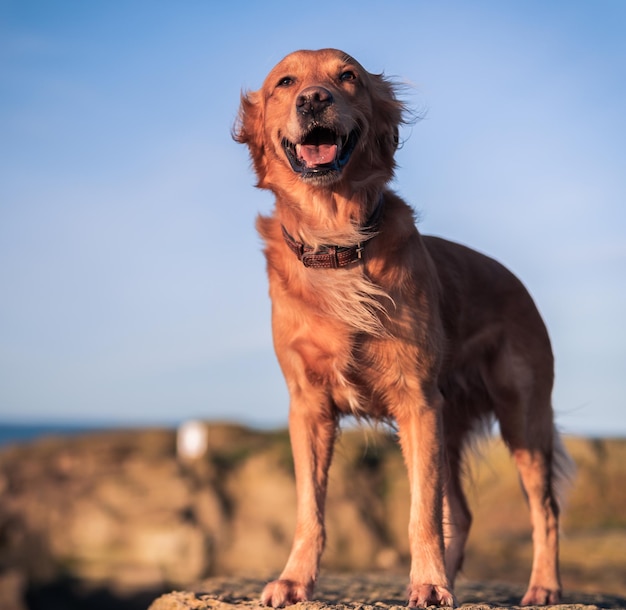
(234, 48), (572, 608)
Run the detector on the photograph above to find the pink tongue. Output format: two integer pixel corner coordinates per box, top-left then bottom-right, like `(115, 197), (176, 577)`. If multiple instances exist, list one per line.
(297, 143), (337, 167)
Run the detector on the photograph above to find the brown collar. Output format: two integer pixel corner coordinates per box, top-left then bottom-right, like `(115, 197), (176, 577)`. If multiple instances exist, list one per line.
(281, 195), (385, 269)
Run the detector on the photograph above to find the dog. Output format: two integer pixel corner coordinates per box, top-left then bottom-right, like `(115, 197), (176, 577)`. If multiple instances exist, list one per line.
(234, 48), (572, 608)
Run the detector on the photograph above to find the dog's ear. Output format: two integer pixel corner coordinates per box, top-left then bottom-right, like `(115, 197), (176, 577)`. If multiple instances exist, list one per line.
(369, 74), (406, 162)
(232, 90), (268, 186)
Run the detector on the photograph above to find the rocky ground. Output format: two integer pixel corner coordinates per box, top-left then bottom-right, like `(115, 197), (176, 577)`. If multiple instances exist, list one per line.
(0, 424), (624, 610)
(149, 574), (626, 610)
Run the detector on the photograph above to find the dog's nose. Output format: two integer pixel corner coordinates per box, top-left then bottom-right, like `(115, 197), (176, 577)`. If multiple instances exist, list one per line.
(296, 86), (334, 117)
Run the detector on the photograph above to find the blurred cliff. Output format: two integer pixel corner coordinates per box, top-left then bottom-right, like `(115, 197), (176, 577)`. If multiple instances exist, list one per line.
(0, 423), (624, 610)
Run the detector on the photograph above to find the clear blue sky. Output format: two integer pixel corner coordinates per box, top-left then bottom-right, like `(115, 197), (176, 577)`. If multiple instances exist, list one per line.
(1, 1), (625, 436)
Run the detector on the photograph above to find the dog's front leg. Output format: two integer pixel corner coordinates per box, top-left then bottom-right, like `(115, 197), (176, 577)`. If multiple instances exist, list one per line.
(396, 388), (455, 608)
(261, 401), (336, 608)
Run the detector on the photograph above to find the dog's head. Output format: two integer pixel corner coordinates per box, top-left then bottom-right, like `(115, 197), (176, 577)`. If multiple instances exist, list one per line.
(234, 49), (405, 193)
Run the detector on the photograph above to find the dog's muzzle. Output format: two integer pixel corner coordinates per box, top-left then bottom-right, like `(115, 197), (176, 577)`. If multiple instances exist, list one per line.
(282, 127), (358, 181)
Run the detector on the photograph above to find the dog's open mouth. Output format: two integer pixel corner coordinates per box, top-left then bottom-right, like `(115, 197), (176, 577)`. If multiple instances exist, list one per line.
(282, 127), (358, 179)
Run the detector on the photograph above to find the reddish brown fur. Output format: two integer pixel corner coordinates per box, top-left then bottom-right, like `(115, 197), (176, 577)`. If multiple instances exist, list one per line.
(234, 48), (572, 608)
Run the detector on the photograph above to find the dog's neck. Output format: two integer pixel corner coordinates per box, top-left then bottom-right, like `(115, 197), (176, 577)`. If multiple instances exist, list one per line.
(276, 187), (384, 247)
(280, 192), (385, 268)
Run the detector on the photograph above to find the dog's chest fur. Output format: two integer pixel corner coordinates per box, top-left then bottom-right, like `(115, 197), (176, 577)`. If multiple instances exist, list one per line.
(267, 251), (426, 419)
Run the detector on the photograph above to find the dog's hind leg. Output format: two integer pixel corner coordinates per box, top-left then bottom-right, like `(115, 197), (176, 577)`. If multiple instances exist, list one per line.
(491, 346), (571, 606)
(442, 443), (472, 585)
(512, 441), (562, 605)
(509, 425), (573, 604)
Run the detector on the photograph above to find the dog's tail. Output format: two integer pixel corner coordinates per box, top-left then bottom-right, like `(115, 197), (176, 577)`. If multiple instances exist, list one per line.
(552, 425), (576, 512)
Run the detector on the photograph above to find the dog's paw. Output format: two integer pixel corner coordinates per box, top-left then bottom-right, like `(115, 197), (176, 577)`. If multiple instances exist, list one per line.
(521, 586), (561, 606)
(407, 584), (455, 607)
(261, 579), (311, 608)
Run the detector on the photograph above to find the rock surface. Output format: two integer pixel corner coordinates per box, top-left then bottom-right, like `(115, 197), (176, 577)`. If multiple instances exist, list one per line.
(149, 575), (626, 610)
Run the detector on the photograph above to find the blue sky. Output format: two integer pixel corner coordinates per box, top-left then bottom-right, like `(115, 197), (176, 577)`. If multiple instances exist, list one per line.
(1, 1), (625, 436)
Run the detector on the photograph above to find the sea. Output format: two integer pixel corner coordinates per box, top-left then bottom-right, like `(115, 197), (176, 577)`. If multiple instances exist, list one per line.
(0, 422), (167, 448)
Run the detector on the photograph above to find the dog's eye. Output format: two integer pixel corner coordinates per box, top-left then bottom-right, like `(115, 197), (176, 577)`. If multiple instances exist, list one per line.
(339, 70), (357, 82)
(277, 76), (295, 88)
